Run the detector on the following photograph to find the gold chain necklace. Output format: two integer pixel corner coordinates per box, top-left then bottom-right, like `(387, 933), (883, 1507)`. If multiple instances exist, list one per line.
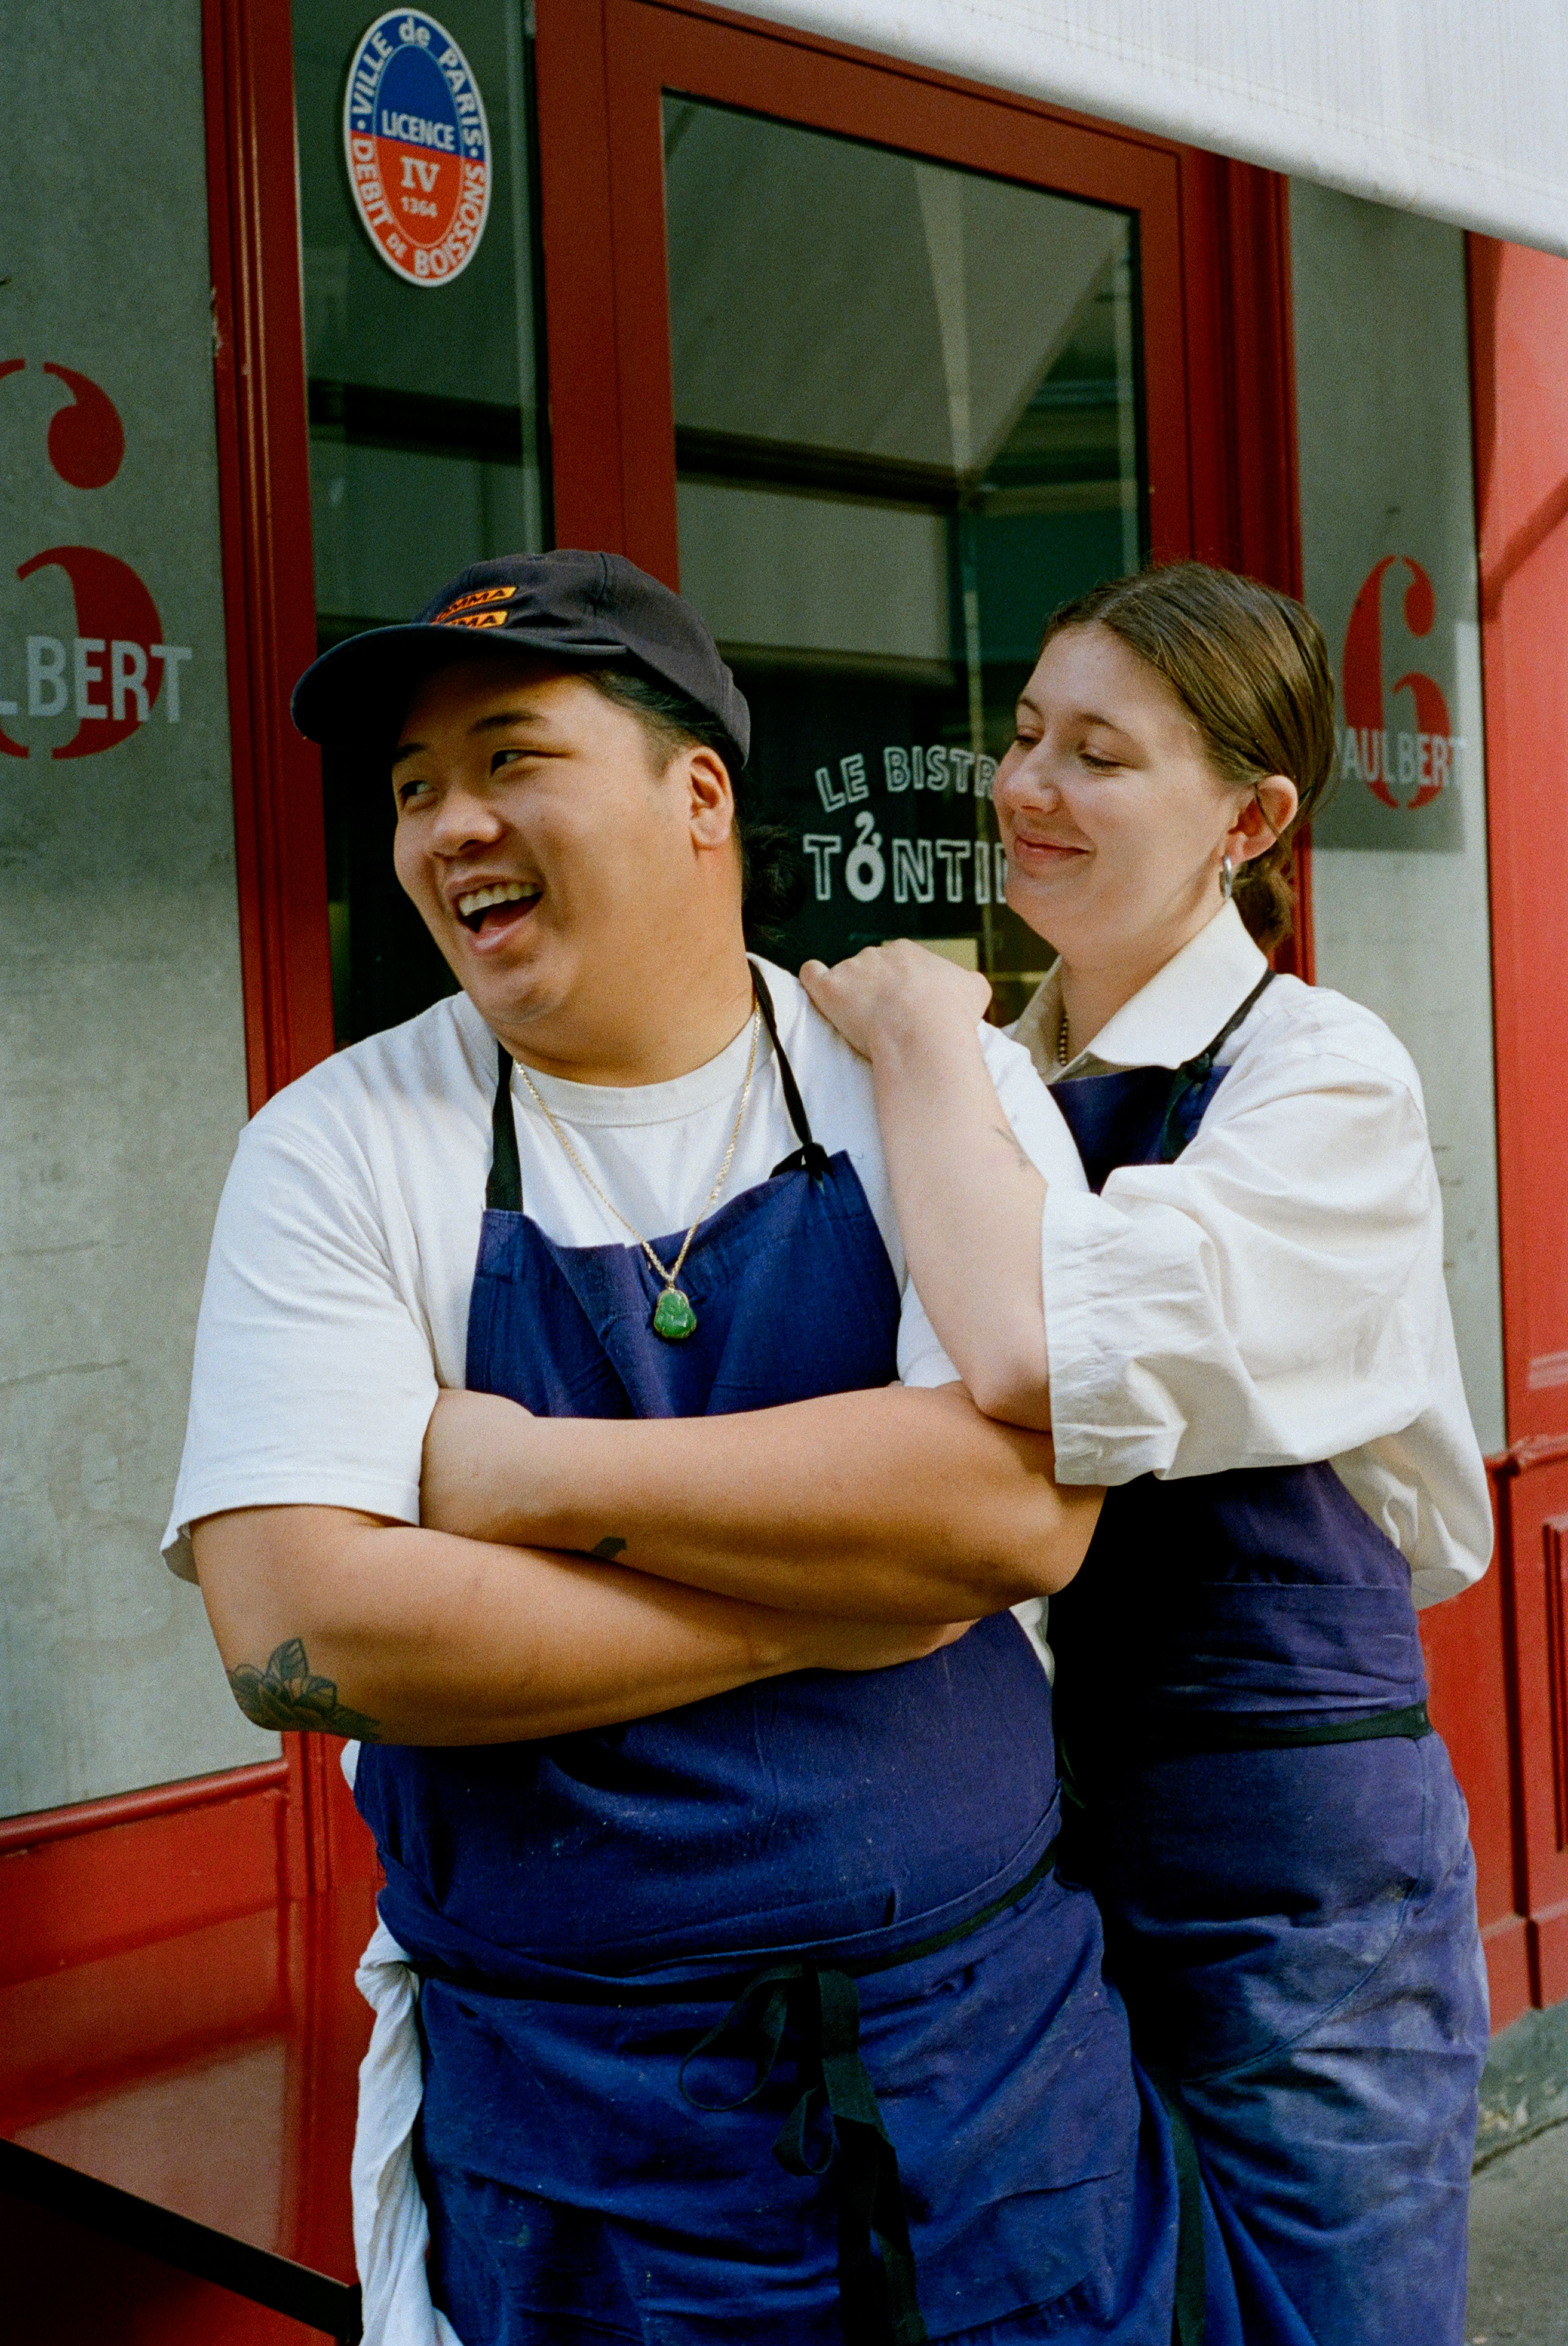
(1055, 1001), (1072, 1068)
(513, 1010), (762, 1342)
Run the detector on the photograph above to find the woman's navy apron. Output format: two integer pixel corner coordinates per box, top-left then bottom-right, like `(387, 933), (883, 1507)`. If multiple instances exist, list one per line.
(354, 969), (1252, 2346)
(1047, 972), (1490, 2346)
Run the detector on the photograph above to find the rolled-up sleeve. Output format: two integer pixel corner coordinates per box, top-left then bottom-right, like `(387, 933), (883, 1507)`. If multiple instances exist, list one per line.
(1044, 1040), (1447, 1487)
(162, 1102), (440, 1579)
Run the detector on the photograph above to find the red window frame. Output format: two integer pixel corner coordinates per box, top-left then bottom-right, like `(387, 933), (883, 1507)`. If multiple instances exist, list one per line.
(534, 0), (1308, 960)
(536, 1), (1299, 572)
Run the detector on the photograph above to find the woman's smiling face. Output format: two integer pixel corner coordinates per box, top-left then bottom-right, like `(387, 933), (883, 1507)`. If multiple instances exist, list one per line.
(993, 620), (1267, 969)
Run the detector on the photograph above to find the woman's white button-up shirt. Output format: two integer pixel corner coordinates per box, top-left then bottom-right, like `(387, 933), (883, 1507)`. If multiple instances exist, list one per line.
(1011, 902), (1493, 1607)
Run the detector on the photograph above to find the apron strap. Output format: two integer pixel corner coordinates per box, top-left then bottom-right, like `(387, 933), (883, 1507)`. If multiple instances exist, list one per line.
(487, 1048), (523, 1213)
(484, 965), (827, 1213)
(676, 1834), (1058, 2346)
(751, 960), (832, 1181)
(1156, 967), (1276, 1163)
(682, 1962), (927, 2344)
(1123, 1696), (1433, 1761)
(1142, 2061), (1208, 2346)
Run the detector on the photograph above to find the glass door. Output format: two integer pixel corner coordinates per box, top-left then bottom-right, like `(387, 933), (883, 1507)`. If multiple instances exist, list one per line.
(662, 99), (1143, 1013)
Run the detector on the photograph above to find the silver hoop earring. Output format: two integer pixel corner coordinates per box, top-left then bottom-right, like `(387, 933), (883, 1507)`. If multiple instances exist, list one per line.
(1219, 854), (1235, 902)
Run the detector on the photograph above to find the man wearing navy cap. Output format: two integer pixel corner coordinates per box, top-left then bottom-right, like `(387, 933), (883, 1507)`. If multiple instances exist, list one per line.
(168, 554), (1200, 2346)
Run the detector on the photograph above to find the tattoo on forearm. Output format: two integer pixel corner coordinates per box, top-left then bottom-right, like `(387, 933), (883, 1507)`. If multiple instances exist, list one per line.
(590, 1535), (627, 1561)
(990, 1121), (1038, 1176)
(227, 1638), (382, 1740)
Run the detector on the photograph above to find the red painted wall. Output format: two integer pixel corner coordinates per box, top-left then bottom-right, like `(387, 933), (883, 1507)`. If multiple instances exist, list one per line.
(1466, 237), (1568, 2020)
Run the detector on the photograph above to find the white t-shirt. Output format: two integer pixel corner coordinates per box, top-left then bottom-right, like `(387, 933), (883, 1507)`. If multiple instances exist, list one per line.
(163, 958), (1086, 1578)
(1011, 902), (1493, 1607)
(165, 962), (1086, 2346)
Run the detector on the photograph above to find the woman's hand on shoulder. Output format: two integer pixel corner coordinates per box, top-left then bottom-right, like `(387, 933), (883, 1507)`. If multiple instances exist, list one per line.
(800, 940), (992, 1061)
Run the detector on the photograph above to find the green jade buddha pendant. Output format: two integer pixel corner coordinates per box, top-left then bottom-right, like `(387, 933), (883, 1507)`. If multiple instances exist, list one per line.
(652, 1286), (699, 1342)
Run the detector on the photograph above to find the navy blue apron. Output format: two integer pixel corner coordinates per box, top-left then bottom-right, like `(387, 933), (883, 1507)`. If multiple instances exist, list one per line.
(354, 969), (1250, 2346)
(1047, 973), (1489, 2346)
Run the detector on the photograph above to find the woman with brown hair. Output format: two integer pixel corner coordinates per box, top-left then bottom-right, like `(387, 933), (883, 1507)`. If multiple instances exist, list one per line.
(802, 563), (1493, 2346)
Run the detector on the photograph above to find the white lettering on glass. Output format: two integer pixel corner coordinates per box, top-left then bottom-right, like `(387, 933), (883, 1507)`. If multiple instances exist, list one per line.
(27, 636), (68, 717)
(801, 835), (843, 901)
(151, 645), (193, 721)
(934, 839), (971, 903)
(892, 837), (934, 905)
(844, 813), (885, 902)
(72, 637), (107, 720)
(111, 642), (150, 724)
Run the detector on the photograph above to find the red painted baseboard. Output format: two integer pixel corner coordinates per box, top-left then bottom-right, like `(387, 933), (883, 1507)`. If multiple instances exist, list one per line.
(1528, 1901), (1568, 2010)
(1483, 1913), (1534, 2033)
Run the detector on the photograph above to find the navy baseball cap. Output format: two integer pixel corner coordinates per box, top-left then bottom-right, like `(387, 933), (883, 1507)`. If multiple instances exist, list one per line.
(291, 550), (750, 775)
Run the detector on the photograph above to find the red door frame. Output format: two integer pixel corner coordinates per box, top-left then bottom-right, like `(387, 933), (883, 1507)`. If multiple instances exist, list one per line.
(1465, 235), (1568, 2018)
(533, 0), (1308, 963)
(535, 0), (1299, 577)
(0, 0), (1305, 1978)
(547, 0), (1198, 581)
(204, 0), (336, 1114)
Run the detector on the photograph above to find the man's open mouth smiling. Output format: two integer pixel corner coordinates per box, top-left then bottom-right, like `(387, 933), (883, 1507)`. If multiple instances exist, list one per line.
(452, 880), (543, 946)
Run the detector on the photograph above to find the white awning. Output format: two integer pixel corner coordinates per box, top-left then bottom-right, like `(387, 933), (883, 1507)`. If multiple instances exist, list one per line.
(744, 0), (1568, 256)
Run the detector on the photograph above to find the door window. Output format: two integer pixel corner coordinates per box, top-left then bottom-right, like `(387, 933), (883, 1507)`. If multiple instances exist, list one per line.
(663, 99), (1145, 1014)
(1292, 183), (1504, 1449)
(292, 2), (547, 1040)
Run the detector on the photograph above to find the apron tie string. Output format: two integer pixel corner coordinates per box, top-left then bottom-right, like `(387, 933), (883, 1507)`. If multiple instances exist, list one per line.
(1141, 2060), (1207, 2346)
(681, 1960), (929, 2344)
(1155, 968), (1276, 1163)
(675, 1838), (1057, 2345)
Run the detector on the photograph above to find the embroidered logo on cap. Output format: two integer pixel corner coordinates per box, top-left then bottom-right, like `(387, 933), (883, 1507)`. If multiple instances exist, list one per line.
(343, 12), (492, 289)
(433, 585), (516, 630)
(440, 584), (518, 616)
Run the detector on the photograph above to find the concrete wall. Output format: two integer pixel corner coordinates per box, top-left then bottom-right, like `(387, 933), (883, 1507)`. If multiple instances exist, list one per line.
(0, 2), (276, 1814)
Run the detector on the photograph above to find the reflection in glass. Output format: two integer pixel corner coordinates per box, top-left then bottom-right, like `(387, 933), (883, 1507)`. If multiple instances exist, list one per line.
(664, 100), (1144, 1013)
(292, 0), (547, 1040)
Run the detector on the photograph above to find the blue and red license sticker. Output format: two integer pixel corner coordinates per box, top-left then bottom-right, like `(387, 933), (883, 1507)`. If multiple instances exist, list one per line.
(343, 12), (491, 287)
